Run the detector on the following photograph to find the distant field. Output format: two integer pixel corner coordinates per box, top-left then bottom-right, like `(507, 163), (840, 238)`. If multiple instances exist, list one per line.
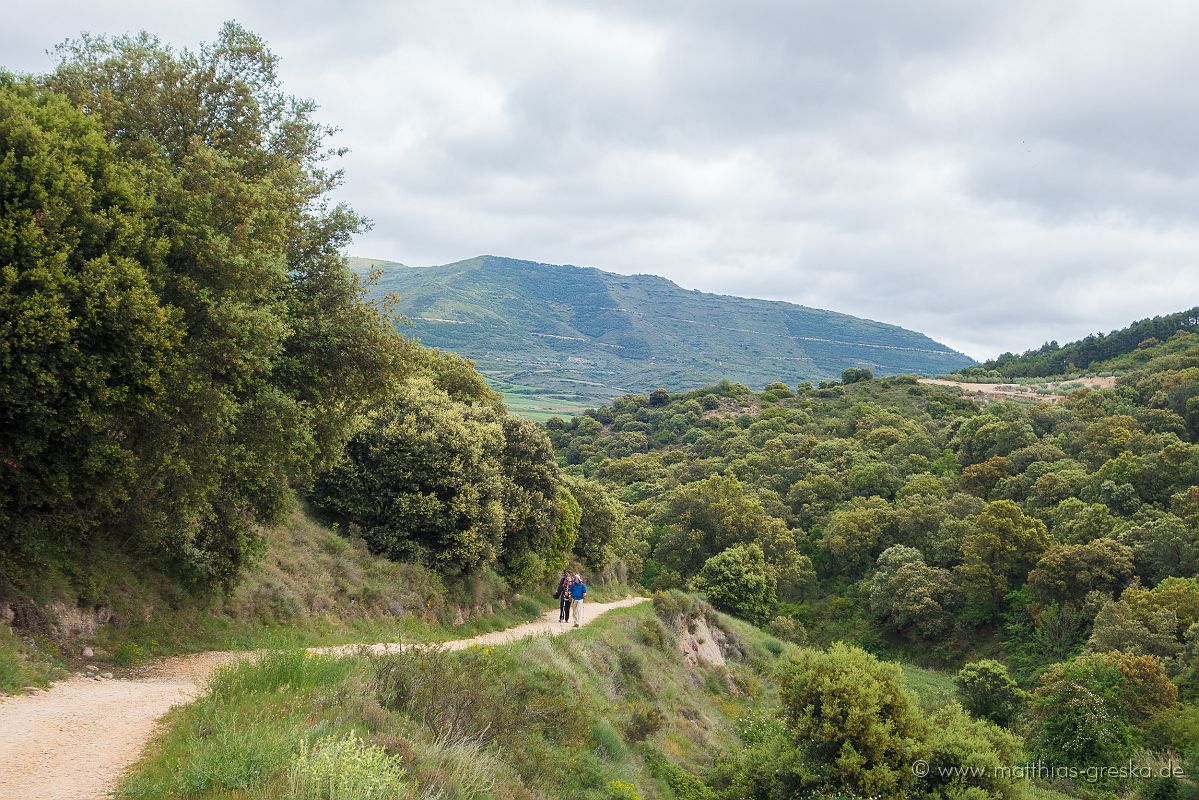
(502, 391), (592, 422)
(488, 375), (594, 420)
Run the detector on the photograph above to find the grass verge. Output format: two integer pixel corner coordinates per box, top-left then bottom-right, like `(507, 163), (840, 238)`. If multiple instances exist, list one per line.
(119, 599), (786, 799)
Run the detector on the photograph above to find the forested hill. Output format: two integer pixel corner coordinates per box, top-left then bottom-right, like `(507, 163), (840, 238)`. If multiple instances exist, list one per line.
(352, 255), (975, 412)
(954, 306), (1199, 380)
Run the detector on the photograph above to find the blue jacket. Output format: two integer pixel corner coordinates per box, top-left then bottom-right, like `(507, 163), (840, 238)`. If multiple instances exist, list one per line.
(570, 580), (586, 600)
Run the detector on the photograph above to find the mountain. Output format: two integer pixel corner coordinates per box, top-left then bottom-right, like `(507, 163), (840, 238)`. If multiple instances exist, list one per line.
(352, 255), (975, 414)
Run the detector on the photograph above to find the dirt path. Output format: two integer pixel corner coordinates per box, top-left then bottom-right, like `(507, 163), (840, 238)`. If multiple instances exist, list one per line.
(0, 596), (647, 800)
(919, 376), (1116, 403)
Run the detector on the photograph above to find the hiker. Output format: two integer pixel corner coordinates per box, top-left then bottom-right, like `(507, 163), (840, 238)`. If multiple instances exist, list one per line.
(556, 569), (572, 622)
(569, 572), (586, 627)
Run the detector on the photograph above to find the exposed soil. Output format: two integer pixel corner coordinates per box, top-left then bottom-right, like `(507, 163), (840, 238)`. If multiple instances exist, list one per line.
(919, 375), (1116, 403)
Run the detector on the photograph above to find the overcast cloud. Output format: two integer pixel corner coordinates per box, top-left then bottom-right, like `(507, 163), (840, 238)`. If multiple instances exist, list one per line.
(6, 1), (1198, 358)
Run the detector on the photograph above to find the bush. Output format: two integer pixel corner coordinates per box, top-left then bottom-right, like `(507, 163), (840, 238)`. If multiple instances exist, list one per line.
(779, 643), (924, 798)
(767, 615), (807, 644)
(605, 780), (642, 800)
(112, 642), (146, 667)
(691, 544), (777, 624)
(651, 589), (701, 623)
(841, 368), (874, 384)
(646, 752), (715, 800)
(635, 616), (670, 649)
(405, 736), (498, 799)
(955, 660), (1027, 727)
(917, 704), (1024, 800)
(1028, 651), (1178, 768)
(372, 645), (583, 746)
(625, 704), (665, 741)
(288, 732), (411, 800)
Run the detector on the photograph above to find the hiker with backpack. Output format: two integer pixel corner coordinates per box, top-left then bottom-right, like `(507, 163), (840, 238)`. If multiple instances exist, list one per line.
(556, 569), (572, 622)
(569, 572), (586, 627)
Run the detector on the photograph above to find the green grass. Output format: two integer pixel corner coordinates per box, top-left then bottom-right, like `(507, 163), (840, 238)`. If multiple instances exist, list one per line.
(1, 508), (582, 686)
(94, 591), (553, 665)
(1025, 784), (1086, 800)
(0, 624), (62, 693)
(73, 509), (564, 665)
(900, 662), (958, 711)
(120, 595), (1050, 800)
(499, 385), (592, 421)
(119, 599), (786, 800)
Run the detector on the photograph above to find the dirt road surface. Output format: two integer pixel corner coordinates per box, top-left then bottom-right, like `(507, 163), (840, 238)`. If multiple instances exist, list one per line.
(919, 376), (1116, 403)
(0, 596), (646, 800)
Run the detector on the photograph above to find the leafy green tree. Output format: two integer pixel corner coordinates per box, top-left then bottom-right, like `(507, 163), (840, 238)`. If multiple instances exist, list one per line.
(543, 485), (581, 580)
(494, 414), (564, 583)
(565, 475), (624, 570)
(954, 411), (1037, 464)
(1123, 515), (1199, 585)
(1124, 577), (1199, 630)
(890, 493), (950, 553)
(0, 74), (181, 575)
(822, 496), (896, 574)
(648, 387), (670, 407)
(959, 456), (1012, 498)
(1027, 539), (1135, 607)
(1087, 599), (1180, 659)
(654, 475), (811, 597)
(1171, 487), (1199, 527)
(785, 473), (845, 527)
(870, 546), (962, 640)
(957, 501), (1051, 620)
(5, 26), (408, 586)
(1031, 651), (1177, 768)
(841, 367), (874, 384)
(1031, 654), (1135, 768)
(314, 379), (506, 575)
(691, 544), (776, 624)
(417, 348), (504, 409)
(847, 461), (900, 499)
(1047, 498), (1119, 543)
(954, 660), (1027, 727)
(896, 473), (949, 500)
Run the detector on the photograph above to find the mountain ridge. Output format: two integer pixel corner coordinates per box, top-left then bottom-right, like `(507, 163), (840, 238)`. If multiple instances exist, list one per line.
(352, 255), (975, 415)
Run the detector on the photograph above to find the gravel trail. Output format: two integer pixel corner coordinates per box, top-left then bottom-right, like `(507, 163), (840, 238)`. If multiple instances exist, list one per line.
(0, 596), (646, 800)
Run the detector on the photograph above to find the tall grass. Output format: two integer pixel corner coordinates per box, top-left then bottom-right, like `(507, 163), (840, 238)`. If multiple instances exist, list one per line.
(0, 625), (59, 693)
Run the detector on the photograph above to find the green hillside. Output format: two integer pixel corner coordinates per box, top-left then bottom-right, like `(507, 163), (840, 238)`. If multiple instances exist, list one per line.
(952, 306), (1199, 380)
(353, 255), (975, 412)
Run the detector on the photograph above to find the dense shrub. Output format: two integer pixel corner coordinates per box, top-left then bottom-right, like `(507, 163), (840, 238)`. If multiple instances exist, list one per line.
(780, 644), (925, 797)
(954, 660), (1027, 727)
(691, 544), (777, 624)
(372, 645), (585, 746)
(287, 733), (411, 800)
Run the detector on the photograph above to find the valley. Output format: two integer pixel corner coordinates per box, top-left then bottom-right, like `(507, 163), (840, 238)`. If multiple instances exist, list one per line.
(4, 18), (1199, 800)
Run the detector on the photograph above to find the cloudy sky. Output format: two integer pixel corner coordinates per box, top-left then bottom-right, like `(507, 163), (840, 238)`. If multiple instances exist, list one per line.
(6, 1), (1198, 359)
